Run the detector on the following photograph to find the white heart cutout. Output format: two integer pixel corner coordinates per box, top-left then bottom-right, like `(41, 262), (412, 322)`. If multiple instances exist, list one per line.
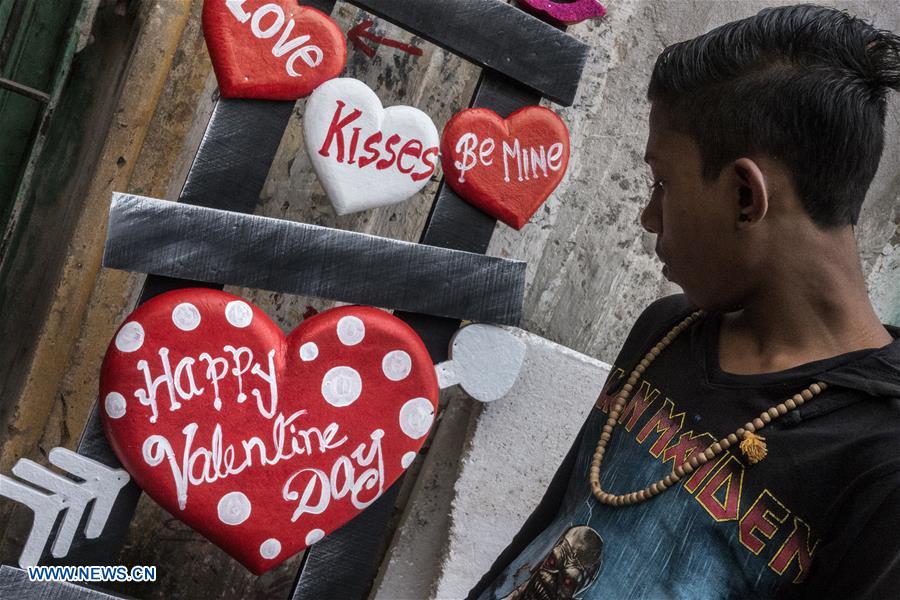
(304, 78), (440, 215)
(450, 324), (527, 402)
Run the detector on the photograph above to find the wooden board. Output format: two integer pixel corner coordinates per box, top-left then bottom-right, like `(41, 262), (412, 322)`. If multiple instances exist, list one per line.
(179, 98), (295, 211)
(346, 0), (588, 105)
(291, 484), (399, 600)
(394, 74), (542, 363)
(103, 193), (525, 325)
(56, 0), (572, 593)
(66, 65), (303, 570)
(290, 70), (543, 599)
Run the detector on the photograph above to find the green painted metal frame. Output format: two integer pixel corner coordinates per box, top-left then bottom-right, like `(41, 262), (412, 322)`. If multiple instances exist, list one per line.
(0, 0), (92, 272)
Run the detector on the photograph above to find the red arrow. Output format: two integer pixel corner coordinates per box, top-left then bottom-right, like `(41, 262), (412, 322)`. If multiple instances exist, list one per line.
(348, 19), (423, 59)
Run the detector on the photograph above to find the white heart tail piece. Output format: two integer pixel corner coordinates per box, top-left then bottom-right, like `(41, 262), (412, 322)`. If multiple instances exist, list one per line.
(435, 324), (527, 402)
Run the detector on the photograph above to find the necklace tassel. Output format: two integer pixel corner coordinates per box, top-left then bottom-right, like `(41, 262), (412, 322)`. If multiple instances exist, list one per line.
(740, 431), (767, 464)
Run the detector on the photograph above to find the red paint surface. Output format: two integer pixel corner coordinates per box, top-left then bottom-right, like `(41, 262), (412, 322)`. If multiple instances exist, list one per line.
(348, 19), (423, 59)
(441, 106), (570, 229)
(100, 289), (438, 573)
(203, 0), (346, 100)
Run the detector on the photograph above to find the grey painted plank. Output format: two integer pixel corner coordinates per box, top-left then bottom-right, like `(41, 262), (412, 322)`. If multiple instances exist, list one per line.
(0, 565), (126, 599)
(103, 193), (526, 325)
(346, 0), (588, 105)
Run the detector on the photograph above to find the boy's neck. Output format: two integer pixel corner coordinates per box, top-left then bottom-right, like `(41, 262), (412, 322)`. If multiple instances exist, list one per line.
(717, 227), (892, 375)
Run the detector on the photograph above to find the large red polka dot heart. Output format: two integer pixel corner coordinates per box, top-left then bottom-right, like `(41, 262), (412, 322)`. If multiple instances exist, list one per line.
(440, 106), (571, 230)
(202, 0), (347, 100)
(99, 289), (438, 574)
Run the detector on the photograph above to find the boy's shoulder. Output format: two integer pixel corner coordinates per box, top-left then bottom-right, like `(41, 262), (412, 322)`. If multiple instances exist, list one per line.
(634, 293), (695, 329)
(613, 294), (695, 365)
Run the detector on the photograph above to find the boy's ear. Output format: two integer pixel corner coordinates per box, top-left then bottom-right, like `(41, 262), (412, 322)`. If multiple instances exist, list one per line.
(732, 158), (769, 228)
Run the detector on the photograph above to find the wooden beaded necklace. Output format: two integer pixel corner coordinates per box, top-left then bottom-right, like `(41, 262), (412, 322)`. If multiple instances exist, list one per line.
(589, 310), (828, 506)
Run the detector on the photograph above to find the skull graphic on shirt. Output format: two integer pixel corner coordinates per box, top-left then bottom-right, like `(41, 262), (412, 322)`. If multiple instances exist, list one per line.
(502, 525), (603, 599)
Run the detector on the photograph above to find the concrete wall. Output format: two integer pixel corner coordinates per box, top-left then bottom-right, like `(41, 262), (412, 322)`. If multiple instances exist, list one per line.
(0, 1), (896, 598)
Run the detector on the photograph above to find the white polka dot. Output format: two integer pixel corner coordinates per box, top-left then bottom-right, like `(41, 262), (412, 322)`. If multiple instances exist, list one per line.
(172, 302), (201, 331)
(104, 392), (127, 419)
(299, 342), (319, 361)
(336, 315), (365, 346)
(382, 350), (412, 381)
(305, 529), (325, 545)
(399, 398), (435, 440)
(217, 491), (251, 525)
(321, 366), (362, 407)
(260, 538), (281, 559)
(401, 451), (417, 469)
(225, 300), (253, 328)
(115, 322), (144, 352)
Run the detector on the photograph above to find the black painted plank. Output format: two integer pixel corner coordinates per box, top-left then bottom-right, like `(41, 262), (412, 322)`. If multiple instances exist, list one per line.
(180, 99), (295, 211)
(290, 484), (400, 600)
(65, 0), (337, 565)
(346, 0), (587, 106)
(103, 194), (526, 324)
(290, 71), (548, 598)
(303, 0), (340, 14)
(0, 565), (126, 599)
(416, 72), (541, 255)
(64, 101), (297, 565)
(396, 72), (541, 364)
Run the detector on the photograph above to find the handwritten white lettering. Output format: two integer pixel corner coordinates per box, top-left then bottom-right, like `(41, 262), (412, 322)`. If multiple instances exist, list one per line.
(452, 132), (564, 184)
(133, 346), (278, 423)
(282, 429), (385, 522)
(226, 0), (323, 78)
(142, 410), (349, 510)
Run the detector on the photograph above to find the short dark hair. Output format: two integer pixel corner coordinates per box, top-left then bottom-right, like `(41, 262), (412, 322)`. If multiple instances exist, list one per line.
(648, 4), (900, 227)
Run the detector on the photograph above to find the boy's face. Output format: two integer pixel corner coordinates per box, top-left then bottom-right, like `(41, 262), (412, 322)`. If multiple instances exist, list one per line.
(641, 105), (749, 310)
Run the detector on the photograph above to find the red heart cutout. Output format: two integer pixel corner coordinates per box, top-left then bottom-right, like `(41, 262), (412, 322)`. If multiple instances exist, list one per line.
(440, 106), (570, 229)
(203, 0), (347, 100)
(100, 289), (438, 574)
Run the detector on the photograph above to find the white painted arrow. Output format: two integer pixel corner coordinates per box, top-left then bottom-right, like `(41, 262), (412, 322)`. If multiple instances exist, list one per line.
(48, 448), (130, 539)
(0, 448), (129, 567)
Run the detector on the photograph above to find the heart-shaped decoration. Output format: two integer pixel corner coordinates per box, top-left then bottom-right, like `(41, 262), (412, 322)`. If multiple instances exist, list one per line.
(517, 0), (606, 24)
(440, 107), (570, 230)
(304, 78), (440, 215)
(100, 289), (438, 574)
(202, 0), (347, 100)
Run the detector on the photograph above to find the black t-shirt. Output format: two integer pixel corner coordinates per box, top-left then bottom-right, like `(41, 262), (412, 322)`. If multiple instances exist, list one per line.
(470, 295), (900, 599)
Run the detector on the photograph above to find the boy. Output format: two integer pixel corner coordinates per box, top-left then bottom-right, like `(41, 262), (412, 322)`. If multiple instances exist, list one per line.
(468, 4), (900, 599)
